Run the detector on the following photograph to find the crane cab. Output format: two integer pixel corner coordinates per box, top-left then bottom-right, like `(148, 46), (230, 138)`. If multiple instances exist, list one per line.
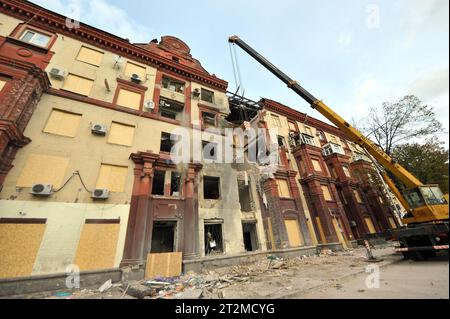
(402, 185), (449, 224)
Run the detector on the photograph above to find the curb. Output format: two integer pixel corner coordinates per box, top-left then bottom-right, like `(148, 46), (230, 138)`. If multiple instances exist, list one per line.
(273, 255), (403, 299)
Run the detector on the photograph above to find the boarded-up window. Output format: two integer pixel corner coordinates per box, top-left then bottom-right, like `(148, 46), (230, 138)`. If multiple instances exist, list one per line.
(312, 159), (322, 172)
(276, 179), (291, 198)
(284, 219), (303, 247)
(354, 189), (363, 203)
(288, 121), (297, 131)
(388, 217), (397, 229)
(0, 79), (6, 92)
(304, 126), (313, 136)
(343, 166), (351, 177)
(96, 164), (128, 192)
(76, 46), (104, 66)
(321, 185), (333, 201)
(43, 109), (82, 137)
(108, 122), (135, 146)
(365, 217), (376, 234)
(124, 61), (146, 80)
(271, 114), (281, 127)
(17, 154), (69, 188)
(315, 217), (327, 244)
(330, 135), (338, 144)
(74, 220), (120, 271)
(0, 220), (46, 278)
(62, 74), (94, 96)
(116, 88), (142, 110)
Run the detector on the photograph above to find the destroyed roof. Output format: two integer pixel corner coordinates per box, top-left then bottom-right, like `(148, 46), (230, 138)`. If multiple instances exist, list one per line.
(135, 36), (210, 75)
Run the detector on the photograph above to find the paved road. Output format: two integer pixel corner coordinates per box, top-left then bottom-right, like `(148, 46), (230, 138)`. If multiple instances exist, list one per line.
(302, 253), (449, 299)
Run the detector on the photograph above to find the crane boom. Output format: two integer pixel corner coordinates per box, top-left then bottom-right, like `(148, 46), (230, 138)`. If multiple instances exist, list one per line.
(229, 35), (448, 226)
(228, 35), (421, 188)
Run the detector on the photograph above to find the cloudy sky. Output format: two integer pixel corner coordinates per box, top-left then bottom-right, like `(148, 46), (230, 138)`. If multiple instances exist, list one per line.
(32, 0), (449, 144)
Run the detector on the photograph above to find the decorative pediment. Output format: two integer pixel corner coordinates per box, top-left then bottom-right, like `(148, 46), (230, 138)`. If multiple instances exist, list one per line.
(159, 36), (191, 57)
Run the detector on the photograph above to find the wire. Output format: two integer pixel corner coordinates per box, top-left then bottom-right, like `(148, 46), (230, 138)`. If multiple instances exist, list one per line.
(52, 171), (92, 193)
(75, 171), (92, 193)
(229, 43), (239, 92)
(53, 173), (77, 193)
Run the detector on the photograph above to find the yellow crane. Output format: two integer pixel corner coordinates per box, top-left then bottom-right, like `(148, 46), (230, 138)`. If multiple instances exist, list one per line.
(229, 35), (449, 259)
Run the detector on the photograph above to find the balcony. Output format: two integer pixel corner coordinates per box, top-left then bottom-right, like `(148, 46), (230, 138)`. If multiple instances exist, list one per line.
(288, 132), (316, 148)
(322, 142), (345, 157)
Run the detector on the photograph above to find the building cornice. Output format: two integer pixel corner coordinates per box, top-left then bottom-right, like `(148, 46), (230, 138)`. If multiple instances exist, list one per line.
(0, 0), (228, 91)
(261, 98), (348, 139)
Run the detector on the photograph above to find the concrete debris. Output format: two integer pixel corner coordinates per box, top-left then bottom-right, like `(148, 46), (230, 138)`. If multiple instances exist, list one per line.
(126, 283), (155, 299)
(99, 279), (113, 293)
(38, 247), (394, 299)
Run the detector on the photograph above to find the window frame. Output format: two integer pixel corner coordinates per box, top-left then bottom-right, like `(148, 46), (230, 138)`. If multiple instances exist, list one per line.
(76, 45), (105, 67)
(200, 88), (215, 104)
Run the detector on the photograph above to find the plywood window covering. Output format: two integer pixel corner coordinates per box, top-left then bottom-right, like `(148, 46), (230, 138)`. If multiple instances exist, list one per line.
(43, 109), (82, 137)
(388, 217), (397, 229)
(343, 166), (351, 177)
(116, 88), (142, 110)
(108, 122), (135, 146)
(74, 220), (120, 271)
(304, 126), (313, 136)
(17, 154), (69, 188)
(365, 217), (377, 234)
(321, 185), (333, 201)
(62, 74), (94, 96)
(276, 179), (291, 198)
(96, 164), (128, 192)
(288, 121), (297, 132)
(0, 220), (47, 278)
(315, 217), (327, 243)
(76, 46), (104, 66)
(330, 135), (338, 144)
(271, 114), (281, 127)
(311, 159), (322, 172)
(0, 79), (6, 92)
(354, 189), (363, 203)
(124, 61), (146, 80)
(284, 219), (303, 247)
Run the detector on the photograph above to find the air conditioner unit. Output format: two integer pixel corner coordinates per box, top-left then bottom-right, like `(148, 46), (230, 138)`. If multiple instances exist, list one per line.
(91, 189), (109, 199)
(31, 184), (53, 196)
(192, 88), (201, 98)
(91, 123), (107, 136)
(144, 101), (155, 111)
(130, 73), (142, 84)
(289, 132), (297, 138)
(49, 68), (66, 80)
(159, 100), (170, 108)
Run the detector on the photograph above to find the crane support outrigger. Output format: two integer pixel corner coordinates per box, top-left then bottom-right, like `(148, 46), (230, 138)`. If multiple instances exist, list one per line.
(229, 35), (448, 259)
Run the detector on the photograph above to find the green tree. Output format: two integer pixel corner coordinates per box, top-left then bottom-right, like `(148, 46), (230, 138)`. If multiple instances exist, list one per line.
(392, 139), (449, 193)
(361, 95), (443, 155)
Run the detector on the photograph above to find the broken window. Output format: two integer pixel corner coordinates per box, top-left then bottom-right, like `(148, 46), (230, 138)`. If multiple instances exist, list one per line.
(242, 222), (258, 252)
(201, 88), (214, 103)
(204, 223), (223, 255)
(238, 180), (253, 212)
(151, 221), (176, 253)
(277, 135), (286, 148)
(170, 171), (182, 196)
(159, 98), (184, 120)
(202, 111), (216, 127)
(160, 132), (179, 153)
(301, 133), (315, 146)
(202, 140), (218, 161)
(204, 176), (220, 199)
(152, 170), (165, 196)
(162, 76), (185, 93)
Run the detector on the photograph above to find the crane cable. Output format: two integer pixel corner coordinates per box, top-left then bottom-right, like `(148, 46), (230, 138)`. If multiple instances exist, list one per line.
(229, 42), (245, 96)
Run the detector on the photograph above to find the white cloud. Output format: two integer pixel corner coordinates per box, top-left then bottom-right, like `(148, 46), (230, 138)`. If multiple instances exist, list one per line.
(30, 0), (155, 42)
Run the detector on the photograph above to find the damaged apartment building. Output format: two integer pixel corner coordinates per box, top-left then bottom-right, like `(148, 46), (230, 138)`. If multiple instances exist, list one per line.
(0, 0), (400, 282)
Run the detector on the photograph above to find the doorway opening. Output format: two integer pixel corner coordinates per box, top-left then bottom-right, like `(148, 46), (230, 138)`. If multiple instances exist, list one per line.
(151, 221), (177, 253)
(204, 223), (223, 255)
(242, 222), (258, 252)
